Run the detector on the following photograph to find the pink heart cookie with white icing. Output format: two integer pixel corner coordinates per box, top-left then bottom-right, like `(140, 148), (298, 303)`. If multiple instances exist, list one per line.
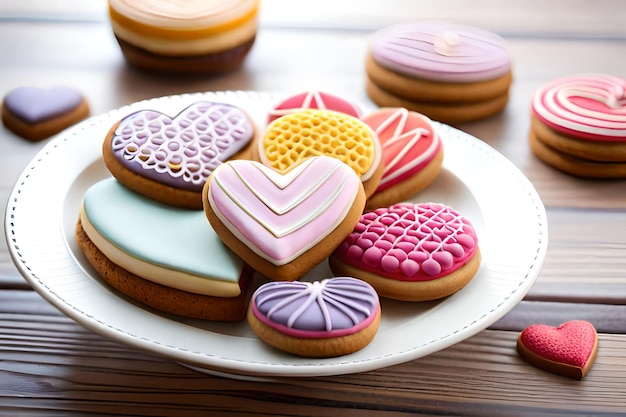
(330, 202), (481, 301)
(103, 101), (256, 209)
(203, 155), (366, 281)
(517, 320), (599, 380)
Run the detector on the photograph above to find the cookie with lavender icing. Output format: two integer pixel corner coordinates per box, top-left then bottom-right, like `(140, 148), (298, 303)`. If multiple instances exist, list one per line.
(329, 202), (481, 301)
(103, 101), (256, 209)
(365, 21), (512, 124)
(529, 74), (626, 178)
(203, 155), (367, 282)
(247, 277), (381, 357)
(2, 86), (89, 141)
(361, 108), (444, 210)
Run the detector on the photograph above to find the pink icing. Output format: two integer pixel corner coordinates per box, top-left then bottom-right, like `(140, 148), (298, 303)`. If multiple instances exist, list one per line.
(333, 202), (478, 281)
(3, 86), (83, 123)
(532, 74), (626, 142)
(519, 320), (598, 368)
(251, 277), (379, 338)
(370, 22), (510, 82)
(208, 156), (361, 265)
(267, 91), (361, 124)
(361, 108), (441, 191)
(109, 101), (254, 191)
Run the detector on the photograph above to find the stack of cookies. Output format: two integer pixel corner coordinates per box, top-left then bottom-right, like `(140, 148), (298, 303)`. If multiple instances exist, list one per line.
(365, 21), (513, 125)
(529, 74), (626, 178)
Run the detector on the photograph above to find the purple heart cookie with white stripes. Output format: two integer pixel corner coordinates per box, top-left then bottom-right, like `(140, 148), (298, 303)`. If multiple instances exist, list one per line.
(330, 202), (481, 301)
(103, 101), (256, 209)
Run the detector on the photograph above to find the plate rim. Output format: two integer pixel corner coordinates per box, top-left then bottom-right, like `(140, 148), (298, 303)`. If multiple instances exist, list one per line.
(4, 90), (548, 378)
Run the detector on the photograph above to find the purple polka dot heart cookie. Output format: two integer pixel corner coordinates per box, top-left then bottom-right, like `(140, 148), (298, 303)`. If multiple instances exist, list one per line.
(103, 101), (257, 209)
(330, 202), (481, 301)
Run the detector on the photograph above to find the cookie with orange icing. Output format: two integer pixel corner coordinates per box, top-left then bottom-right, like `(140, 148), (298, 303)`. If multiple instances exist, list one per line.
(108, 0), (259, 74)
(517, 320), (598, 380)
(361, 108), (444, 210)
(203, 156), (366, 282)
(366, 21), (512, 124)
(76, 178), (255, 321)
(103, 101), (256, 209)
(529, 74), (626, 178)
(267, 91), (362, 124)
(253, 109), (384, 197)
(248, 277), (381, 357)
(329, 202), (481, 301)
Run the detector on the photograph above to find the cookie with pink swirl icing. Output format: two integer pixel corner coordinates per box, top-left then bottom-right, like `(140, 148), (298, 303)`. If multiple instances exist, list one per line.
(329, 202), (481, 301)
(247, 277), (381, 357)
(103, 101), (256, 208)
(529, 74), (626, 178)
(361, 108), (444, 210)
(267, 91), (361, 124)
(203, 155), (367, 282)
(365, 21), (512, 124)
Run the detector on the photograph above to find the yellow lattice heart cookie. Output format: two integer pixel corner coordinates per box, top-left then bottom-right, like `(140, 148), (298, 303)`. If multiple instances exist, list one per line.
(254, 109), (383, 197)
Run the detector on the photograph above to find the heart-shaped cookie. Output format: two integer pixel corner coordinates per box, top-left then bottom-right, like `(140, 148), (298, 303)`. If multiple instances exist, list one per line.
(2, 86), (89, 141)
(267, 91), (361, 124)
(204, 155), (366, 281)
(517, 320), (599, 380)
(103, 101), (256, 208)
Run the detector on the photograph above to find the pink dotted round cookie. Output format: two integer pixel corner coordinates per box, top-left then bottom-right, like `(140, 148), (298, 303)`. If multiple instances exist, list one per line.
(247, 277), (381, 357)
(329, 202), (481, 301)
(529, 74), (626, 178)
(361, 107), (444, 210)
(103, 101), (256, 209)
(267, 91), (361, 124)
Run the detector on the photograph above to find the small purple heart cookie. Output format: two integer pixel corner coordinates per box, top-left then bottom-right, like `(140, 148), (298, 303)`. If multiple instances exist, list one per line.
(2, 86), (89, 141)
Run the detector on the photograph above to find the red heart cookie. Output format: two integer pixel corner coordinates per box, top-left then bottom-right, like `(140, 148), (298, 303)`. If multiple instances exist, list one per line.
(517, 320), (599, 380)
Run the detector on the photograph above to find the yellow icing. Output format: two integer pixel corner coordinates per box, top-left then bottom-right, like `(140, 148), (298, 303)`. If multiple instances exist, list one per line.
(260, 110), (381, 181)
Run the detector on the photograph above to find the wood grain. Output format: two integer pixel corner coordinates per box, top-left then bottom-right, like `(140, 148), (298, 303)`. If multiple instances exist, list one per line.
(1, 290), (626, 416)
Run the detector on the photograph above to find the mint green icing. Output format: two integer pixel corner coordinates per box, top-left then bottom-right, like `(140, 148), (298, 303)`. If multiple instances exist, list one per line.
(83, 178), (243, 283)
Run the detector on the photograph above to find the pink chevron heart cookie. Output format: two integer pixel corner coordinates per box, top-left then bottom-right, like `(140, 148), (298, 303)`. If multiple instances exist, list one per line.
(517, 320), (599, 380)
(2, 86), (89, 141)
(329, 202), (481, 301)
(103, 101), (256, 209)
(267, 91), (361, 124)
(203, 155), (366, 281)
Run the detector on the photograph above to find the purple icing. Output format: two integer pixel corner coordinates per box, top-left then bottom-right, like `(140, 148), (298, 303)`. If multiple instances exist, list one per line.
(109, 101), (254, 191)
(371, 22), (511, 82)
(252, 278), (378, 333)
(4, 86), (83, 123)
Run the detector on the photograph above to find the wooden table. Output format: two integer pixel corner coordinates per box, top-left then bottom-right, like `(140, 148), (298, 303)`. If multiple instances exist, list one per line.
(2, 1), (626, 415)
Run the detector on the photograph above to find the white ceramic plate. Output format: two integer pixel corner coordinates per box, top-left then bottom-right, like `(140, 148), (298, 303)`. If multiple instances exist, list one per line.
(5, 91), (547, 378)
